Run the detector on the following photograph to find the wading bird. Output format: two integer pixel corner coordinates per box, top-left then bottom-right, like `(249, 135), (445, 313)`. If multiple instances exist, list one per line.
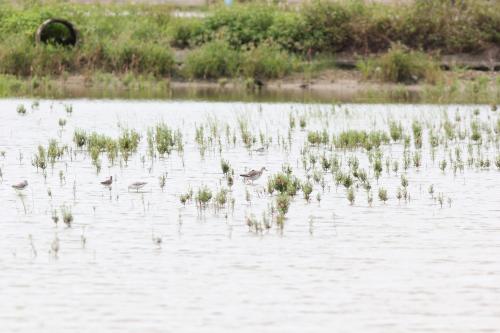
(100, 176), (113, 186)
(240, 167), (267, 184)
(12, 180), (28, 190)
(128, 181), (147, 192)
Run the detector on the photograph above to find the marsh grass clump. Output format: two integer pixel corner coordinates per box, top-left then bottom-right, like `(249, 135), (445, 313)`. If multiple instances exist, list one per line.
(335, 130), (389, 150)
(396, 187), (403, 202)
(215, 188), (228, 209)
(51, 209), (59, 226)
(299, 117), (306, 130)
(439, 159), (447, 172)
(413, 151), (422, 168)
(347, 187), (355, 205)
(443, 120), (456, 140)
(73, 129), (87, 148)
(389, 121), (403, 142)
(196, 186), (212, 209)
(86, 132), (110, 152)
(276, 193), (291, 216)
(437, 193), (445, 208)
(89, 145), (101, 173)
(401, 174), (409, 188)
(340, 172), (354, 189)
(373, 157), (383, 180)
(58, 118), (67, 129)
(307, 130), (329, 146)
(106, 139), (118, 165)
(119, 129), (141, 162)
(17, 104), (26, 115)
(412, 120), (423, 148)
(32, 145), (47, 172)
(221, 159), (231, 176)
(64, 104), (73, 115)
(428, 184), (435, 198)
(470, 120), (481, 142)
(429, 130), (439, 149)
(180, 189), (193, 205)
(61, 205), (73, 227)
(159, 173), (167, 191)
(301, 181), (313, 202)
(269, 172), (300, 196)
(238, 119), (255, 149)
(378, 187), (388, 203)
(153, 123), (178, 157)
(47, 139), (65, 165)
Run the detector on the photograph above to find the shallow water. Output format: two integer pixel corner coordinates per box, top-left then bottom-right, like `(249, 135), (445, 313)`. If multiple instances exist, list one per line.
(0, 100), (499, 333)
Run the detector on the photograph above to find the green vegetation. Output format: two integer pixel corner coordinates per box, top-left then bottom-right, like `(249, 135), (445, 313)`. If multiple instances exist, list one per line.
(357, 44), (442, 84)
(17, 104), (26, 115)
(196, 186), (212, 209)
(334, 130), (390, 150)
(0, 0), (498, 87)
(185, 40), (239, 79)
(6, 98), (500, 237)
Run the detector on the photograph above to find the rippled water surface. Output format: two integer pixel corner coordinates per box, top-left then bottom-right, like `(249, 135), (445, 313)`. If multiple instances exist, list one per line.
(1, 100), (499, 333)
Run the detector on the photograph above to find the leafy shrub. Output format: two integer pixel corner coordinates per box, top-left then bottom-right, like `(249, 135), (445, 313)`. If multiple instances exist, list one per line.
(358, 44), (441, 83)
(398, 1), (483, 53)
(301, 1), (352, 52)
(203, 4), (275, 48)
(184, 40), (239, 79)
(168, 18), (204, 48)
(268, 12), (306, 52)
(240, 42), (295, 79)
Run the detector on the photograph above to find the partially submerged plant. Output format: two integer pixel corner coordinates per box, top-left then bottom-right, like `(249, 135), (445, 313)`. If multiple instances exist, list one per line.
(73, 129), (87, 148)
(159, 173), (167, 191)
(196, 186), (212, 209)
(61, 205), (73, 227)
(215, 188), (228, 208)
(17, 104), (27, 115)
(32, 145), (47, 172)
(119, 129), (141, 163)
(347, 187), (355, 205)
(302, 181), (313, 201)
(51, 209), (59, 225)
(276, 193), (291, 215)
(378, 187), (388, 203)
(180, 189), (193, 205)
(221, 159), (231, 176)
(64, 104), (73, 115)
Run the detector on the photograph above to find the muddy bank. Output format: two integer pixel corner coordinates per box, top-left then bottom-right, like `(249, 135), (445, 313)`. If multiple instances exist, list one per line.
(1, 68), (498, 104)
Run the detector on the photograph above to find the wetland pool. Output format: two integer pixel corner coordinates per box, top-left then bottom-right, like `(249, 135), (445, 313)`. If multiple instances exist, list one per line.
(0, 99), (499, 333)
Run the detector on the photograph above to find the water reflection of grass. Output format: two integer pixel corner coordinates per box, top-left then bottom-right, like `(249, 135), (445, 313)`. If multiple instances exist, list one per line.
(1, 73), (498, 104)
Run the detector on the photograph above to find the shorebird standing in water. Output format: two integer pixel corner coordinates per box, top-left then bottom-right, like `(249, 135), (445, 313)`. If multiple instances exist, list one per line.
(128, 181), (147, 192)
(240, 167), (267, 184)
(12, 180), (28, 191)
(100, 176), (113, 186)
